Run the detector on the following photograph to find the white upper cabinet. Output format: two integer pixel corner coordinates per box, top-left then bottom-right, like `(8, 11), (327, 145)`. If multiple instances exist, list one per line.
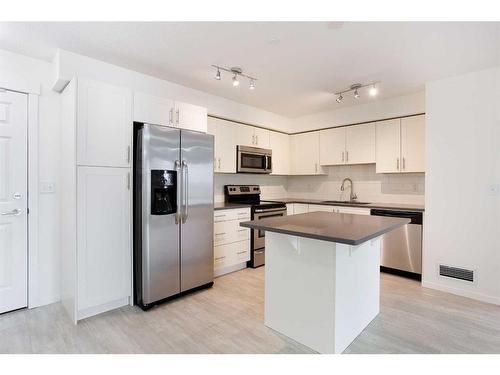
(173, 100), (207, 133)
(320, 123), (375, 166)
(400, 115), (425, 173)
(269, 131), (290, 175)
(77, 78), (132, 168)
(133, 92), (173, 127)
(320, 127), (345, 165)
(290, 132), (324, 175)
(253, 127), (270, 148)
(133, 92), (207, 133)
(376, 116), (425, 173)
(236, 125), (270, 148)
(209, 117), (237, 173)
(345, 123), (376, 164)
(375, 119), (401, 173)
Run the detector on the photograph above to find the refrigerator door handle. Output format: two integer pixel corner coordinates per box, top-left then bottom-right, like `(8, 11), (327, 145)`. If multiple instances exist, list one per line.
(182, 160), (188, 223)
(175, 160), (181, 224)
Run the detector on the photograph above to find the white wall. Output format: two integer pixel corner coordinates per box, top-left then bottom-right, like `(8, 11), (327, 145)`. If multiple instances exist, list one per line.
(0, 49), (61, 307)
(289, 91), (425, 133)
(54, 49), (291, 132)
(287, 165), (425, 205)
(424, 67), (500, 305)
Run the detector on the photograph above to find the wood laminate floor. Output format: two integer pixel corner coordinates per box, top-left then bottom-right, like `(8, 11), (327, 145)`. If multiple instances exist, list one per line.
(1, 267), (500, 354)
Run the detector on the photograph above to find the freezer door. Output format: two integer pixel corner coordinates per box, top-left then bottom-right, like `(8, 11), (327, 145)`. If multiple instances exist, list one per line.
(141, 124), (181, 304)
(180, 130), (214, 291)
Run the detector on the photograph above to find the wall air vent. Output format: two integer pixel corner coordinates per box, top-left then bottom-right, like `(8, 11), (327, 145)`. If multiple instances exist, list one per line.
(439, 264), (474, 282)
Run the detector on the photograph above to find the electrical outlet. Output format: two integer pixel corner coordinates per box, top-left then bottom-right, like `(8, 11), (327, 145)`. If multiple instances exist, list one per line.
(40, 181), (55, 194)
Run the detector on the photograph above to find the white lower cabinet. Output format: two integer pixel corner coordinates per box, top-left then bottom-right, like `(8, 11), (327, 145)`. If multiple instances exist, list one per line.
(287, 203), (370, 216)
(76, 166), (131, 319)
(213, 208), (251, 276)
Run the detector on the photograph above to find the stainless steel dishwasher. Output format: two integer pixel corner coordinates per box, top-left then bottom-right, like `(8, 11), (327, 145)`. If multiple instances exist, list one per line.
(370, 209), (423, 280)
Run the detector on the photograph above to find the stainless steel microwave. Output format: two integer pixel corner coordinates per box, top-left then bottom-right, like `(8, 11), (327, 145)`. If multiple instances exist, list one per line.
(237, 145), (272, 174)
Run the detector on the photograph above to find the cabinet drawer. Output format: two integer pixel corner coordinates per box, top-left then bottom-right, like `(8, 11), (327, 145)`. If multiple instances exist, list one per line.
(235, 240), (250, 262)
(214, 208), (251, 222)
(214, 220), (250, 245)
(214, 243), (232, 269)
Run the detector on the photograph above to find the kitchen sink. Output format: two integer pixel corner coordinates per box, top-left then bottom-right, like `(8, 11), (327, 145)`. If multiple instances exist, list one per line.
(322, 200), (371, 205)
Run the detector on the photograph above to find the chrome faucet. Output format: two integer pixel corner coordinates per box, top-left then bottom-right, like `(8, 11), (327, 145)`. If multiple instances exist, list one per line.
(340, 178), (357, 201)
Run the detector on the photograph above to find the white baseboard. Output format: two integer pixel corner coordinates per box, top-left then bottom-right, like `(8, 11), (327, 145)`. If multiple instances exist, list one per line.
(214, 262), (247, 277)
(77, 296), (130, 322)
(422, 280), (500, 306)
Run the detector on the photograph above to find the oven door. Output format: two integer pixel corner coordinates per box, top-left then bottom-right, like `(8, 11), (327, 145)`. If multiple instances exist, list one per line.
(237, 146), (272, 174)
(253, 208), (286, 249)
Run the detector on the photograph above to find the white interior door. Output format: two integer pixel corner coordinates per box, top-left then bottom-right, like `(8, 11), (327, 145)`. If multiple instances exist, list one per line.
(0, 90), (28, 314)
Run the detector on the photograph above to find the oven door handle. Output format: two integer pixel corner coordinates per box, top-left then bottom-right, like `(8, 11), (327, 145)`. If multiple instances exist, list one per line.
(254, 208), (287, 213)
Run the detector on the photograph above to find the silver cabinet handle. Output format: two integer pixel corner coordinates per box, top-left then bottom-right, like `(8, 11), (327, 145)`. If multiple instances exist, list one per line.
(256, 135), (258, 145)
(218, 158), (221, 170)
(126, 146), (131, 164)
(182, 160), (188, 223)
(237, 250), (247, 255)
(215, 256), (226, 261)
(127, 172), (130, 190)
(403, 157), (406, 170)
(315, 163), (318, 173)
(175, 160), (181, 224)
(169, 108), (173, 125)
(237, 229), (247, 232)
(397, 158), (400, 171)
(342, 151), (344, 162)
(2, 208), (22, 216)
(346, 151), (349, 163)
(252, 135), (255, 145)
(215, 232), (227, 236)
(176, 109), (180, 125)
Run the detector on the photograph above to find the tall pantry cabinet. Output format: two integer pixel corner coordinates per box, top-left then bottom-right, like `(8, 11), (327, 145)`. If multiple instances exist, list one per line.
(60, 77), (132, 323)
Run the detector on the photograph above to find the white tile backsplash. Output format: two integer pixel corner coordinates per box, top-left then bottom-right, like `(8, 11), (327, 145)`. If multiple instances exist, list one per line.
(214, 164), (424, 205)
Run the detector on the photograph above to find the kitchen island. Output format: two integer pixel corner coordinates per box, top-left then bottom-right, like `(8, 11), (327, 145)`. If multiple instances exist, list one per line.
(240, 212), (409, 354)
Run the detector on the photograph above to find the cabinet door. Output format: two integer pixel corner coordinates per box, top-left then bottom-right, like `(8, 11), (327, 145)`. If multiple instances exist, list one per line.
(319, 127), (345, 165)
(291, 132), (322, 175)
(308, 204), (335, 213)
(376, 119), (401, 173)
(236, 125), (256, 147)
(216, 119), (237, 173)
(269, 131), (290, 175)
(293, 203), (309, 214)
(254, 127), (270, 148)
(77, 166), (131, 312)
(174, 101), (207, 133)
(346, 123), (375, 164)
(336, 207), (371, 215)
(133, 92), (174, 127)
(207, 117), (218, 172)
(77, 78), (132, 168)
(286, 204), (294, 216)
(401, 115), (425, 173)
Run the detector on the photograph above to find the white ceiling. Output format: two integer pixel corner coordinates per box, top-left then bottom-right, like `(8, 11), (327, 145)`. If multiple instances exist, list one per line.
(1, 22), (499, 117)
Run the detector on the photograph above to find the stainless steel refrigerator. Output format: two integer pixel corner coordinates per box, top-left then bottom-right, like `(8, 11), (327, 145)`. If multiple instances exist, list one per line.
(134, 123), (214, 309)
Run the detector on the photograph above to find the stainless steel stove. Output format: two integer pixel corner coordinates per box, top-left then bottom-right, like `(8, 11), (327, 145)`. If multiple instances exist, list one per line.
(224, 185), (287, 268)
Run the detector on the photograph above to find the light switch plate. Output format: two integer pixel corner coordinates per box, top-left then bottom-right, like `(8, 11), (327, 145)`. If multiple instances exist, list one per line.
(40, 181), (56, 194)
(488, 183), (499, 196)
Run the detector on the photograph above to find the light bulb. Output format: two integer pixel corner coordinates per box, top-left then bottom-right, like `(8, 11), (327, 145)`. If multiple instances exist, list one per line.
(354, 89), (359, 99)
(336, 93), (343, 103)
(214, 68), (221, 80)
(249, 79), (255, 90)
(232, 74), (239, 87)
(369, 85), (378, 96)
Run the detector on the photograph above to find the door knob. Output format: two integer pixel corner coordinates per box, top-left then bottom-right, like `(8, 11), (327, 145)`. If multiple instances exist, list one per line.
(2, 208), (22, 216)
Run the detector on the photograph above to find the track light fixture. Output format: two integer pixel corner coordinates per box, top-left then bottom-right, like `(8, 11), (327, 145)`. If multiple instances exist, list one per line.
(334, 82), (379, 103)
(211, 65), (258, 90)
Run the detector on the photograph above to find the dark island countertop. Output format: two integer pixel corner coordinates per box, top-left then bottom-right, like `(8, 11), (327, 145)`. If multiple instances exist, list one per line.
(214, 202), (252, 211)
(240, 211), (410, 245)
(263, 198), (425, 212)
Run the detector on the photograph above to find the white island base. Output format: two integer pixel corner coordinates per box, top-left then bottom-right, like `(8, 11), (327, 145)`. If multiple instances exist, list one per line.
(264, 232), (381, 354)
